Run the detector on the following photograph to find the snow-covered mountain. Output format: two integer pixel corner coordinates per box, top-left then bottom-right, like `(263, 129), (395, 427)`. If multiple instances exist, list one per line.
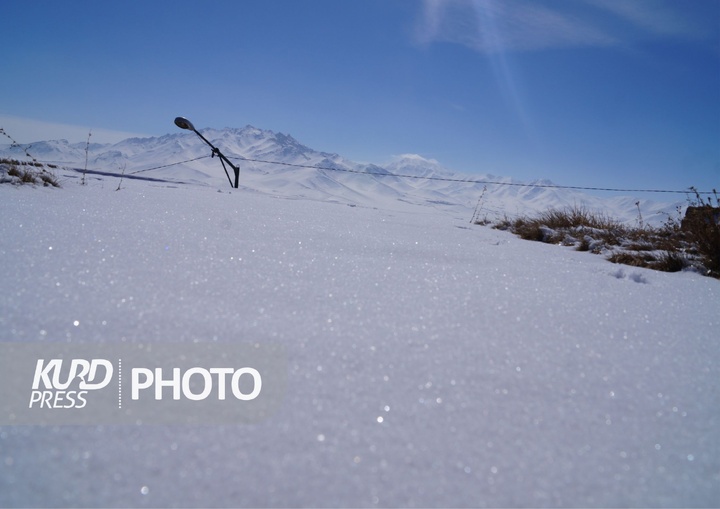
(0, 126), (680, 224)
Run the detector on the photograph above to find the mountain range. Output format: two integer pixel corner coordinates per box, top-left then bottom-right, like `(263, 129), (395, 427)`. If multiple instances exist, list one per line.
(0, 125), (679, 224)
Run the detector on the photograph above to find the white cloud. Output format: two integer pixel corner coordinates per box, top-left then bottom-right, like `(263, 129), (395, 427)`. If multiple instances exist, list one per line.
(584, 0), (700, 38)
(0, 114), (150, 145)
(415, 0), (708, 54)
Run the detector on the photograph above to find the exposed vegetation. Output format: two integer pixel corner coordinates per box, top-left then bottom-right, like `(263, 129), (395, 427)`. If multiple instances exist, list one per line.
(0, 159), (60, 187)
(0, 127), (61, 187)
(487, 195), (719, 279)
(681, 188), (720, 276)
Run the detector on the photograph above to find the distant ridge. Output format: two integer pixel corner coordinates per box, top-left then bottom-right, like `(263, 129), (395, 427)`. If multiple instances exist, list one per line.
(0, 125), (679, 224)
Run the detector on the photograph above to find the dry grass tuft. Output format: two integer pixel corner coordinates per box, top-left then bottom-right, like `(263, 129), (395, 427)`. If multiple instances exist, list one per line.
(489, 200), (718, 278)
(1, 159), (60, 187)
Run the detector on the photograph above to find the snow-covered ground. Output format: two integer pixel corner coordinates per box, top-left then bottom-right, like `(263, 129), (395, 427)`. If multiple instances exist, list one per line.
(1, 169), (718, 507)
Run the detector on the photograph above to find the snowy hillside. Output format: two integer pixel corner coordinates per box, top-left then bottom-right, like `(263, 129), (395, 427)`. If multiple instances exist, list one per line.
(0, 165), (718, 506)
(0, 126), (681, 224)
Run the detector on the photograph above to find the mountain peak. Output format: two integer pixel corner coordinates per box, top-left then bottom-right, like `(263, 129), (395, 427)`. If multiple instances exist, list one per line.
(385, 153), (450, 178)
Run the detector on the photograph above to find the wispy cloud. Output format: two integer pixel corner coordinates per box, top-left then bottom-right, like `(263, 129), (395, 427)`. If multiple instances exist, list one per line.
(415, 0), (711, 54)
(584, 0), (701, 38)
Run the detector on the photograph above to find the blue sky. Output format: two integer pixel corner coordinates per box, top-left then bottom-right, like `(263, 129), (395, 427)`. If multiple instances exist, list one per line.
(2, 0), (719, 194)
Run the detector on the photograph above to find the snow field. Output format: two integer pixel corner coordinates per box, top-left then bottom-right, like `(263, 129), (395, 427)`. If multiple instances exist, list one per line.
(0, 177), (718, 507)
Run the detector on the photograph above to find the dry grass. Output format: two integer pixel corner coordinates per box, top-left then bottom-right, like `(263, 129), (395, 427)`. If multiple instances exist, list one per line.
(1, 160), (60, 187)
(489, 202), (718, 278)
(680, 190), (720, 276)
(0, 128), (60, 187)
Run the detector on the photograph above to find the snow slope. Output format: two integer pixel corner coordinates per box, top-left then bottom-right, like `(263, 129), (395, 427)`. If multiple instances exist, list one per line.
(0, 173), (718, 507)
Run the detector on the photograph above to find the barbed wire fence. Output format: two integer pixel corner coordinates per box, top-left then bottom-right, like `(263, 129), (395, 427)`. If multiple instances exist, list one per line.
(0, 128), (40, 165)
(127, 156), (212, 175)
(1, 129), (716, 197)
